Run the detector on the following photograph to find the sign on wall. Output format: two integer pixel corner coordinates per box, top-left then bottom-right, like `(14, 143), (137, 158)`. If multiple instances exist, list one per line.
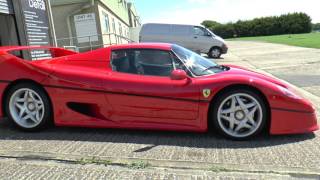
(19, 0), (52, 60)
(20, 0), (51, 46)
(74, 13), (98, 43)
(0, 0), (13, 14)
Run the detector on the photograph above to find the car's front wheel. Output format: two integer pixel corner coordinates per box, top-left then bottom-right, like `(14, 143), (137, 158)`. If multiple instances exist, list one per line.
(208, 47), (222, 59)
(5, 83), (52, 131)
(212, 89), (267, 140)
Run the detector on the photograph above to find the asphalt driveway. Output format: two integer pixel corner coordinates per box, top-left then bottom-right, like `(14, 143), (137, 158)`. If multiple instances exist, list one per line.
(0, 41), (319, 179)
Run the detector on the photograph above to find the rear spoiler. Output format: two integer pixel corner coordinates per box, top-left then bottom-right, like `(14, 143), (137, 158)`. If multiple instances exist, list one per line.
(0, 46), (78, 58)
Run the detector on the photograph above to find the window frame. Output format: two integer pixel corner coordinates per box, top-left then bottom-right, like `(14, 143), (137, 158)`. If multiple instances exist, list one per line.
(103, 13), (110, 33)
(193, 26), (207, 36)
(118, 22), (123, 36)
(112, 18), (116, 33)
(110, 48), (180, 78)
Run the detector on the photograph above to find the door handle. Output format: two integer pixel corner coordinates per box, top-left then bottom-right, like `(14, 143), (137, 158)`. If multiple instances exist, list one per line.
(194, 36), (198, 39)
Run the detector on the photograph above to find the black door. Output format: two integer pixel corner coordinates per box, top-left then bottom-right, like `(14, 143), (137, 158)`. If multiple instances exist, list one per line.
(0, 14), (20, 46)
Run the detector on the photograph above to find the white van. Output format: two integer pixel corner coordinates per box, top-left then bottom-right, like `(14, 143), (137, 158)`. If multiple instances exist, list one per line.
(139, 23), (228, 58)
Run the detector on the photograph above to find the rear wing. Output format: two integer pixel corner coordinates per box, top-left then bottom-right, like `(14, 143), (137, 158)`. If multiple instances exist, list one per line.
(0, 46), (78, 60)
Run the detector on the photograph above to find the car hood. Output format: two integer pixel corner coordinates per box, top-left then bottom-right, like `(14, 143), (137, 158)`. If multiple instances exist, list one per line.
(220, 64), (290, 88)
(214, 35), (225, 43)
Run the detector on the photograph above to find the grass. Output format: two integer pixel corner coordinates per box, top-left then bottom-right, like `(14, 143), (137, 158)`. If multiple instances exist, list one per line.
(229, 32), (320, 49)
(209, 166), (233, 173)
(127, 161), (150, 169)
(77, 157), (112, 166)
(76, 158), (150, 169)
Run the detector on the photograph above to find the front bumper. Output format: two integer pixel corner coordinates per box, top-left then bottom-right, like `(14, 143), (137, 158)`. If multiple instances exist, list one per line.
(270, 108), (319, 135)
(221, 44), (228, 54)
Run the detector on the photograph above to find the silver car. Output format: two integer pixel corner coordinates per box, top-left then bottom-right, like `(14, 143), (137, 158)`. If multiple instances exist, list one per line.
(139, 23), (228, 58)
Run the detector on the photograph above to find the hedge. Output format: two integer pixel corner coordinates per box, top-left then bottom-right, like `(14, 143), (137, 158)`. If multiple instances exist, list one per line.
(313, 23), (320, 31)
(202, 13), (312, 38)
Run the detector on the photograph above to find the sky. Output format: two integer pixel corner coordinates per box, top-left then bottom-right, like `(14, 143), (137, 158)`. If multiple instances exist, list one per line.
(133, 0), (320, 25)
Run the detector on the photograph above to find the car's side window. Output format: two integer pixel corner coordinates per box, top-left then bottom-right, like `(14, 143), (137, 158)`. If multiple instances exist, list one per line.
(111, 49), (174, 77)
(193, 26), (206, 36)
(111, 50), (136, 74)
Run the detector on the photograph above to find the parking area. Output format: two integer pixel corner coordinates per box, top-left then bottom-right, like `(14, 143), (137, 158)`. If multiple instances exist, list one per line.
(0, 41), (319, 179)
(221, 41), (320, 97)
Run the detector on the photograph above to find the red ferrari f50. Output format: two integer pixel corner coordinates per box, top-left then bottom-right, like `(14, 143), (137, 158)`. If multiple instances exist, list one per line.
(0, 43), (318, 140)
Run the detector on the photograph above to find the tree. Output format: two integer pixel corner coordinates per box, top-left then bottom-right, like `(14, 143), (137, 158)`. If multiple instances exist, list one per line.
(313, 23), (320, 31)
(202, 12), (312, 38)
(201, 20), (221, 28)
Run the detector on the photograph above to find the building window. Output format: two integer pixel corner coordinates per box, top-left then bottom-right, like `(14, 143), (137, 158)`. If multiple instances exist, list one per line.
(112, 18), (116, 34)
(119, 22), (122, 36)
(103, 13), (110, 33)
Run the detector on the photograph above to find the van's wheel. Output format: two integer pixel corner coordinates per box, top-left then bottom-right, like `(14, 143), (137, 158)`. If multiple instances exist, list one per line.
(211, 89), (267, 140)
(5, 83), (52, 131)
(208, 47), (222, 58)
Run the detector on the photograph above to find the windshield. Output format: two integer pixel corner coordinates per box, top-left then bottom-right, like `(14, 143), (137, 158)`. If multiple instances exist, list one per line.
(206, 28), (216, 37)
(172, 45), (221, 76)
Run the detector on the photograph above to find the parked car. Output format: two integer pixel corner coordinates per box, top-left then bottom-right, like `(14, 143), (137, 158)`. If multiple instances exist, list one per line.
(140, 23), (228, 58)
(0, 44), (317, 140)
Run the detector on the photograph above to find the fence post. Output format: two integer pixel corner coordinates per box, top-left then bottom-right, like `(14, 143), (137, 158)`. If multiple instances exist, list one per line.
(89, 36), (92, 51)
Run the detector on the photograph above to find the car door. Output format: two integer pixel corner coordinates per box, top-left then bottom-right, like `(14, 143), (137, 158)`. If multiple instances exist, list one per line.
(190, 26), (213, 53)
(103, 48), (200, 126)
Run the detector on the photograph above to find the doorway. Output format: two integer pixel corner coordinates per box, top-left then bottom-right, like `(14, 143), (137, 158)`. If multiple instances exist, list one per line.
(0, 14), (20, 46)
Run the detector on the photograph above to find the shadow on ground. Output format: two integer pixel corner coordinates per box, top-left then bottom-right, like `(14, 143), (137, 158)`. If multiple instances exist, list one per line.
(0, 119), (316, 151)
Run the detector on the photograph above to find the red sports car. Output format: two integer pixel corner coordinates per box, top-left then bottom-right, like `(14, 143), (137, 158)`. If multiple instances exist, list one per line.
(0, 43), (318, 140)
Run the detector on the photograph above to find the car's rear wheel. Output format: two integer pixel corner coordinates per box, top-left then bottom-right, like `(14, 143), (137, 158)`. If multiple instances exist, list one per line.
(212, 89), (267, 140)
(208, 47), (222, 59)
(5, 83), (52, 131)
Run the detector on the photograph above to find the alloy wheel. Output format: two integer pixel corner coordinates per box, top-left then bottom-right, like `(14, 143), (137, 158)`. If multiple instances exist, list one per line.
(217, 93), (263, 138)
(210, 48), (221, 58)
(9, 88), (45, 129)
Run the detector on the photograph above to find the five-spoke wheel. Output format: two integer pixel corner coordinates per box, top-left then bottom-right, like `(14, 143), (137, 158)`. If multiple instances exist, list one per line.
(5, 83), (52, 131)
(208, 47), (222, 59)
(212, 89), (267, 140)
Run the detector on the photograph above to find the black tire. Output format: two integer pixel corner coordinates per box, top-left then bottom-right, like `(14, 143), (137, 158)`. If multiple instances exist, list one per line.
(4, 83), (52, 131)
(208, 47), (222, 59)
(211, 88), (267, 140)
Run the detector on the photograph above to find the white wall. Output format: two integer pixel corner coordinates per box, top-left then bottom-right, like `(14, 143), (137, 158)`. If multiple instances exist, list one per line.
(130, 27), (141, 42)
(98, 4), (130, 46)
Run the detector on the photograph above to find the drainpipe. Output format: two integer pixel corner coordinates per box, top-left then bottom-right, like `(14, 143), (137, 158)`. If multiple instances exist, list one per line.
(47, 0), (57, 46)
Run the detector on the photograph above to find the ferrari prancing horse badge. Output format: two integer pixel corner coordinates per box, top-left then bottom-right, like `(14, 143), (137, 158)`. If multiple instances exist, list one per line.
(203, 89), (211, 98)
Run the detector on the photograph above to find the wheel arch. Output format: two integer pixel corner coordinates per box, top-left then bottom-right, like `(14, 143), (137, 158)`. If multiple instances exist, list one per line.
(1, 79), (53, 118)
(207, 84), (271, 132)
(208, 46), (222, 54)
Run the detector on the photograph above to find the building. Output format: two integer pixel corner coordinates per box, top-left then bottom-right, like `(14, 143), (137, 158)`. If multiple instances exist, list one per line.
(128, 2), (141, 28)
(50, 0), (141, 52)
(0, 0), (56, 59)
(127, 2), (141, 42)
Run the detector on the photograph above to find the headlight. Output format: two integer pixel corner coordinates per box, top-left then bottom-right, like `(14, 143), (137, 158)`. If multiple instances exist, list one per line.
(277, 85), (302, 99)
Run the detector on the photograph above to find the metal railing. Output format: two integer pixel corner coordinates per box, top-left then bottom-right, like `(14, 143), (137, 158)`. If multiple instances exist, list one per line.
(56, 33), (135, 52)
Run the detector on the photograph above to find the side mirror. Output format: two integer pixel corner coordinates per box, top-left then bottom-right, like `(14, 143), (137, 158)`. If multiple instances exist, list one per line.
(170, 69), (188, 80)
